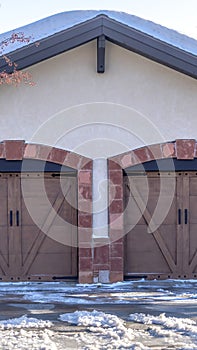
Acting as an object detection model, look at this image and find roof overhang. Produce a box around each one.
[0,14,197,79]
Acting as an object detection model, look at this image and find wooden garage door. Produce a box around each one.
[0,173,77,281]
[124,171,197,279]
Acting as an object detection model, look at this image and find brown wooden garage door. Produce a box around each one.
[0,172,77,281]
[124,171,197,279]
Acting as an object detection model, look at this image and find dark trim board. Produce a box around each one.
[124,158,197,174]
[0,159,77,174]
[97,34,105,73]
[103,17,197,79]
[1,14,197,79]
[0,16,104,73]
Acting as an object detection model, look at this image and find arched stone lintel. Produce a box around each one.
[108,139,196,170]
[1,140,92,170]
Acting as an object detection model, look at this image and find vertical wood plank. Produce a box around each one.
[8,174,16,274]
[0,174,10,275]
[182,172,190,274]
[188,172,197,274]
[8,174,21,276]
[176,173,183,275]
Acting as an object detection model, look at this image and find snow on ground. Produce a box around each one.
[23,292,90,304]
[0,279,197,306]
[130,312,197,335]
[0,280,197,348]
[59,309,197,349]
[23,292,133,304]
[0,316,56,350]
[0,315,52,329]
[20,280,197,306]
[60,310,149,349]
[129,313,197,349]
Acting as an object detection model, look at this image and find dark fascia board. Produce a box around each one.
[0,16,104,73]
[102,17,197,79]
[0,14,197,79]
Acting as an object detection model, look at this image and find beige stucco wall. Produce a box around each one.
[0,40,197,158]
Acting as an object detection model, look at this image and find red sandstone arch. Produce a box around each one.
[0,140,93,284]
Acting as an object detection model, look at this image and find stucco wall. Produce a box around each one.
[0,40,197,158]
[1,38,197,280]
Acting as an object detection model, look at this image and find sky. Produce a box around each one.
[0,0,197,39]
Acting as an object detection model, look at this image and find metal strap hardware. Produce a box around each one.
[185,209,188,225]
[10,211,13,227]
[178,209,181,225]
[16,210,19,226]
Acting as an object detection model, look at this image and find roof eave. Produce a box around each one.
[0,15,104,73]
[0,14,197,80]
[102,17,197,79]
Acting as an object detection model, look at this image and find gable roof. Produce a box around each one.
[0,10,197,79]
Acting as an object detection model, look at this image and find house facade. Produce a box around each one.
[0,11,197,283]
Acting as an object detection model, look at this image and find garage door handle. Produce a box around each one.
[9,210,13,227]
[184,209,188,225]
[178,209,181,225]
[16,210,19,226]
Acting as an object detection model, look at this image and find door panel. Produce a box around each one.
[20,174,77,280]
[159,225,177,261]
[0,173,78,281]
[124,172,178,279]
[124,171,197,279]
[125,224,171,274]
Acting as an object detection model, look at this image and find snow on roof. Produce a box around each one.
[0,10,197,56]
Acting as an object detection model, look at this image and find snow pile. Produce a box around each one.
[129,313,197,335]
[0,316,57,350]
[129,313,197,349]
[60,310,149,349]
[0,315,53,329]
